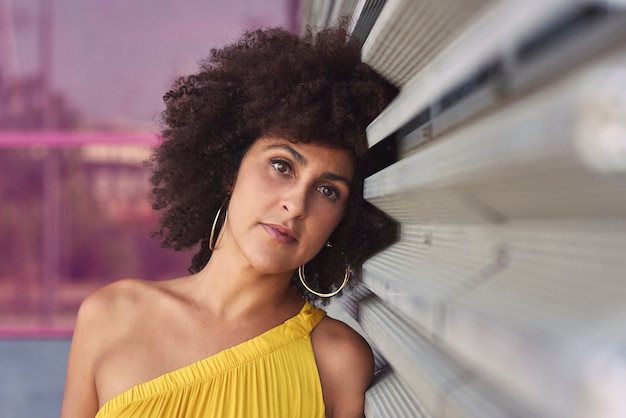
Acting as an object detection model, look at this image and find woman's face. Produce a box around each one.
[222,136,354,276]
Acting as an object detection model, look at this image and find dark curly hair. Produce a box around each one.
[149,23,398,305]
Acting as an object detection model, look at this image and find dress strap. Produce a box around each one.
[297,301,326,332]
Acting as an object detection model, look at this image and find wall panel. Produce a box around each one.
[299,0,626,416]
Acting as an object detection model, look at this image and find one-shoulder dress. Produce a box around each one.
[95,301,326,418]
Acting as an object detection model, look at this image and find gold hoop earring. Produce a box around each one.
[298,242,350,298]
[209,200,228,251]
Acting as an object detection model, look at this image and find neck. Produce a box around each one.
[190,246,300,320]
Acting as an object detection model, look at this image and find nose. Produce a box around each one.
[281,184,308,218]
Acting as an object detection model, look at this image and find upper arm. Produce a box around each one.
[60,292,105,417]
[61,280,139,417]
[312,317,374,418]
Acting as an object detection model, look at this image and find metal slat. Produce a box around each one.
[349,0,388,45]
[361,0,495,87]
[362,221,626,417]
[359,50,626,418]
[358,296,544,417]
[361,222,626,415]
[366,0,588,146]
[365,369,431,418]
[300,2,626,417]
[365,56,626,223]
[358,296,467,417]
[444,297,626,418]
[439,219,626,418]
[444,378,546,418]
[363,223,503,335]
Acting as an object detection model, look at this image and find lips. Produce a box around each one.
[262,224,297,243]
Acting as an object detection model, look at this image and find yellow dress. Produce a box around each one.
[96,301,326,418]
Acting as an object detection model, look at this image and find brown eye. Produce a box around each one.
[317,185,339,200]
[272,159,292,175]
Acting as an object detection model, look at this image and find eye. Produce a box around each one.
[317,185,339,200]
[271,159,292,175]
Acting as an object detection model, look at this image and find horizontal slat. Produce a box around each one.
[363,223,502,335]
[365,56,626,222]
[362,0,496,87]
[303,2,626,418]
[440,220,626,418]
[444,298,626,418]
[444,378,546,418]
[410,10,626,159]
[366,218,626,322]
[359,296,467,417]
[365,368,431,418]
[358,296,546,417]
[363,219,626,417]
[360,48,626,418]
[464,221,626,327]
[367,0,593,146]
[349,0,387,45]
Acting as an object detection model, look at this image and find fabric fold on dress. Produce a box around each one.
[96,301,326,418]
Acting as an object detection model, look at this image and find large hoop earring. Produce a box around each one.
[209,200,228,251]
[298,242,350,298]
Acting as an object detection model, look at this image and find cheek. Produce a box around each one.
[314,202,348,236]
[231,163,271,203]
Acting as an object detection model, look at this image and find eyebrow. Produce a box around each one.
[322,172,352,187]
[265,144,307,165]
[264,143,352,186]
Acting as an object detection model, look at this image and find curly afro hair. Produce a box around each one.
[149,23,398,305]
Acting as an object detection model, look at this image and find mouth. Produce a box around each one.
[262,223,297,243]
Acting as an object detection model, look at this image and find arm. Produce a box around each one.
[60,293,102,418]
[312,317,375,418]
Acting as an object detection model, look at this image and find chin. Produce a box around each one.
[256,260,293,275]
[240,242,308,277]
[248,256,298,277]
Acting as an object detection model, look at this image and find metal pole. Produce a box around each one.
[39,0,54,127]
[39,0,59,327]
[0,0,19,79]
[41,149,61,326]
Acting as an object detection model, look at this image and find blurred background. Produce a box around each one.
[3,0,626,417]
[0,0,294,416]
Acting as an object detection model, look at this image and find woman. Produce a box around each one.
[61,23,397,418]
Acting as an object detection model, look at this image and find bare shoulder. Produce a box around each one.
[81,278,158,314]
[61,278,162,417]
[73,278,183,365]
[61,280,145,418]
[77,279,159,333]
[312,316,373,364]
[70,278,168,370]
[311,316,374,418]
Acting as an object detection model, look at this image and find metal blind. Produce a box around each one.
[299,1,626,416]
